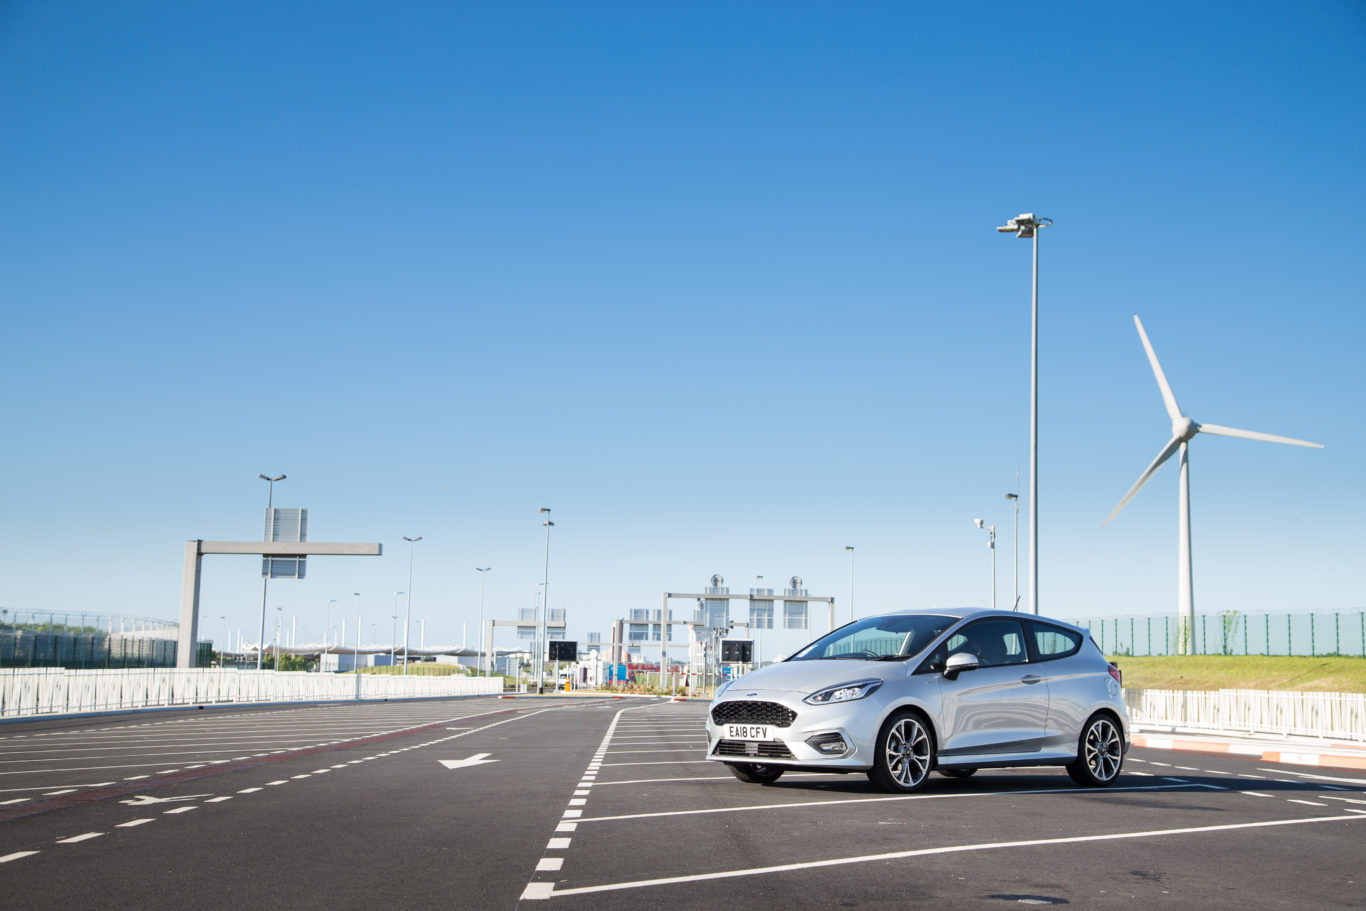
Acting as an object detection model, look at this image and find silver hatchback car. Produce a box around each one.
[705,608,1128,792]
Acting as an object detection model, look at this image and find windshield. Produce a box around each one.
[788,614,957,661]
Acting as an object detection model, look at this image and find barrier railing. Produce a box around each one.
[1125,688,1366,742]
[0,668,502,718]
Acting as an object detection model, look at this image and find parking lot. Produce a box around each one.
[520,699,1364,908]
[1,696,1362,909]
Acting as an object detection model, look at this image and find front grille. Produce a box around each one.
[711,701,797,728]
[713,739,795,759]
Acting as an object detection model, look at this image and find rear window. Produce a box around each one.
[1029,622,1082,659]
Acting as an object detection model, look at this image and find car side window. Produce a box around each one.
[1028,622,1083,660]
[914,620,1027,672]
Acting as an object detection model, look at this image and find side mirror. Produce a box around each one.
[943,651,980,681]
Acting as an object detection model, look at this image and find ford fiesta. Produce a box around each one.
[705,608,1128,792]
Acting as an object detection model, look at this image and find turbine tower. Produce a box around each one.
[1104,315,1322,653]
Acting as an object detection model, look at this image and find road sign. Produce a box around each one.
[548,640,577,661]
[720,639,752,663]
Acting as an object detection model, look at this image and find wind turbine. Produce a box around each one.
[1104,314,1322,653]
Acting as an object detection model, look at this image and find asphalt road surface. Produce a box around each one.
[2,696,1362,909]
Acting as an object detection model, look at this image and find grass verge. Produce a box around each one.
[1109,655,1366,693]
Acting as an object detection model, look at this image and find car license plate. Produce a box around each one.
[725,724,772,741]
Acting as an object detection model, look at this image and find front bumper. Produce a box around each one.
[704,690,880,769]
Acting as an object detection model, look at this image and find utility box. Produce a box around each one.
[720,639,753,663]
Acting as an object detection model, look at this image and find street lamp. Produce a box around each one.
[391,591,404,667]
[1004,492,1020,610]
[973,519,997,611]
[353,592,361,673]
[256,473,285,669]
[844,546,855,623]
[402,536,422,675]
[996,212,1050,615]
[274,605,284,670]
[539,508,553,694]
[475,567,491,677]
[220,615,228,667]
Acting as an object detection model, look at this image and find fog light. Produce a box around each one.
[805,733,848,755]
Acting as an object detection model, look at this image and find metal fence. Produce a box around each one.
[0,667,503,718]
[0,609,200,669]
[1072,610,1366,657]
[1125,688,1366,742]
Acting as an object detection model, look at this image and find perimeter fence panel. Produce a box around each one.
[1074,610,1366,657]
[0,667,502,718]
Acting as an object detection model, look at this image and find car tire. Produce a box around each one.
[725,762,785,784]
[938,767,977,779]
[866,710,934,793]
[1066,713,1124,787]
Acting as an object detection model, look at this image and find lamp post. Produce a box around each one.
[274,605,283,670]
[402,536,422,675]
[996,213,1050,615]
[475,567,491,676]
[256,473,286,669]
[844,546,855,623]
[353,592,361,672]
[1004,492,1020,610]
[539,508,553,694]
[220,615,228,666]
[326,599,336,652]
[973,519,997,611]
[390,591,404,668]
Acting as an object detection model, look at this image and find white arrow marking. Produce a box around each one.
[438,753,499,770]
[119,794,211,807]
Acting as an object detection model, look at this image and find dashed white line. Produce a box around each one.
[547,837,572,850]
[1287,799,1327,807]
[0,851,40,863]
[117,819,155,828]
[537,858,564,871]
[164,806,197,815]
[56,832,104,844]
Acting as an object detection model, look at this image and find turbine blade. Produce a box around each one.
[1133,315,1182,423]
[1105,435,1183,525]
[1197,423,1323,449]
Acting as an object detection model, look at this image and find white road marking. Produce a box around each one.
[556,823,577,833]
[1242,792,1273,798]
[1321,796,1366,805]
[1287,799,1327,807]
[1,797,31,805]
[238,787,263,793]
[572,783,1217,825]
[1174,766,1198,771]
[164,807,197,814]
[537,858,564,871]
[207,796,233,803]
[520,813,1366,900]
[56,832,104,844]
[0,851,39,863]
[1258,769,1366,786]
[117,819,155,828]
[43,789,77,796]
[547,837,571,850]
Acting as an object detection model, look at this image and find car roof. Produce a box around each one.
[865,607,1085,632]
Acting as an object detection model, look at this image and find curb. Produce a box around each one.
[1131,732,1366,772]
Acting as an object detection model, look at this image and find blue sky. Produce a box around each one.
[2,2,1363,655]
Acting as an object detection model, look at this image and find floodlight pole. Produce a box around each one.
[402,536,421,675]
[539,509,553,694]
[997,214,1050,614]
[476,567,491,676]
[256,473,285,670]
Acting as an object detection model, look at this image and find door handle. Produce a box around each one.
[1020,674,1043,684]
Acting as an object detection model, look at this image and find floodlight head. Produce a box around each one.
[1005,493,1018,501]
[403,535,422,542]
[543,520,554,527]
[845,545,854,551]
[974,518,984,528]
[539,507,551,514]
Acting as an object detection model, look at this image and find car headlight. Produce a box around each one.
[803,679,882,705]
